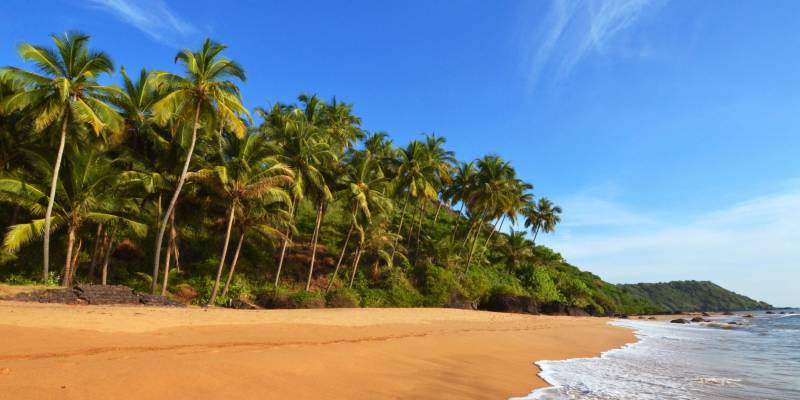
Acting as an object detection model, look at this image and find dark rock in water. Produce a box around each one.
[447,293,477,310]
[619,314,630,319]
[702,312,711,317]
[780,312,786,314]
[648,317,657,320]
[481,294,539,314]
[690,317,705,322]
[743,314,754,318]
[728,321,737,325]
[638,316,645,319]
[765,311,774,314]
[723,311,734,316]
[670,318,690,324]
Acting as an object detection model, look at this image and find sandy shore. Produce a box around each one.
[0,301,634,399]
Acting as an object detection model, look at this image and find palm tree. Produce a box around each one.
[193,131,293,305]
[0,32,122,281]
[0,145,145,286]
[259,100,336,289]
[523,197,562,245]
[496,229,534,268]
[326,152,391,292]
[149,38,248,294]
[391,140,439,259]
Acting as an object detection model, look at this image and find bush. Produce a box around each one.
[421,265,460,307]
[289,290,326,308]
[326,288,361,308]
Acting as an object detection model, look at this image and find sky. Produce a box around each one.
[0,0,798,306]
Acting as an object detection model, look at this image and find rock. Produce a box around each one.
[702,312,711,317]
[670,318,690,324]
[447,293,476,310]
[648,317,657,320]
[255,293,293,309]
[728,321,737,325]
[638,316,645,319]
[766,311,774,314]
[225,299,259,310]
[138,293,184,307]
[172,286,198,303]
[619,314,630,319]
[743,314,754,318]
[780,311,786,314]
[723,311,734,316]
[481,294,539,314]
[690,317,705,322]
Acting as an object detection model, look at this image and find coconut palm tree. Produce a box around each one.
[523,197,562,245]
[192,131,293,305]
[0,145,145,286]
[148,38,248,293]
[391,140,439,259]
[326,151,391,292]
[0,32,122,281]
[496,229,534,268]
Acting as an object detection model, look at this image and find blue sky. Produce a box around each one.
[1,0,798,306]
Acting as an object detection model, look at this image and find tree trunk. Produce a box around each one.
[100,227,113,285]
[151,102,201,294]
[432,200,443,225]
[161,234,173,297]
[61,224,77,287]
[69,239,82,284]
[161,210,177,296]
[531,226,540,246]
[414,201,427,259]
[305,202,325,291]
[274,193,298,288]
[462,223,482,278]
[170,213,181,272]
[480,215,505,259]
[349,247,363,289]
[450,202,465,242]
[43,116,69,282]
[209,203,236,305]
[88,223,104,282]
[221,231,245,298]
[390,192,410,259]
[326,214,355,293]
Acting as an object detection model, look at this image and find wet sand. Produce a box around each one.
[0,301,634,399]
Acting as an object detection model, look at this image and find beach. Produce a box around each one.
[0,301,633,399]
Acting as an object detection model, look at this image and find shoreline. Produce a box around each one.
[0,301,636,399]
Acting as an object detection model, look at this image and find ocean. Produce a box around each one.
[516,310,800,400]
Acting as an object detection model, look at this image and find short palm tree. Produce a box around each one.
[149,38,248,293]
[523,197,563,245]
[0,32,122,280]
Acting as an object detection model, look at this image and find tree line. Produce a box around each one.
[0,32,612,311]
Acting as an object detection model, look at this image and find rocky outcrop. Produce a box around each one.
[10,285,183,307]
[670,318,690,324]
[447,293,477,310]
[480,294,539,314]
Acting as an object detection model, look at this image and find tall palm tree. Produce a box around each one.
[0,32,122,281]
[523,197,562,245]
[149,38,248,293]
[193,131,293,304]
[326,152,391,292]
[391,140,439,259]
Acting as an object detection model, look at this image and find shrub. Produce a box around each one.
[326,288,361,308]
[289,290,326,308]
[421,265,460,307]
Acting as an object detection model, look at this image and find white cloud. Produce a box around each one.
[542,187,800,307]
[523,0,661,85]
[88,0,194,44]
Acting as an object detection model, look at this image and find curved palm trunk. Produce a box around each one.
[326,216,355,293]
[390,192,410,259]
[274,193,298,288]
[61,224,77,287]
[462,223,482,277]
[348,246,363,288]
[531,226,540,246]
[43,116,69,282]
[432,200,443,225]
[305,202,325,291]
[161,210,177,296]
[480,215,505,259]
[451,202,465,242]
[414,201,427,259]
[221,231,245,298]
[69,239,82,284]
[209,203,236,305]
[151,103,201,294]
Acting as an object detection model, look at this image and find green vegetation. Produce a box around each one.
[619,281,772,312]
[0,32,698,315]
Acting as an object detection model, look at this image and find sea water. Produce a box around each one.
[515,310,800,400]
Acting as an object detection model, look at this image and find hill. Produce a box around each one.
[618,280,771,312]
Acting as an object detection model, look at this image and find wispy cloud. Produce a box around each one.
[523,0,661,85]
[87,0,194,44]
[543,185,800,307]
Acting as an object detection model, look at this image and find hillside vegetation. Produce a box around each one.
[619,281,771,312]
